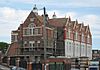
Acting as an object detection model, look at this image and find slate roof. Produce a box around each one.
[7,42,20,56]
[48,18,68,27]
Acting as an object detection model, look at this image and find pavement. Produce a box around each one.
[0,65,10,70]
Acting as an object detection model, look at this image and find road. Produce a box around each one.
[0,65,10,70]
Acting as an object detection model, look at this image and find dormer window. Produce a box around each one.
[74,32,78,40]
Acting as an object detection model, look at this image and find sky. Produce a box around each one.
[0,0,100,49]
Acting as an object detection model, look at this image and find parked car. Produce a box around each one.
[10,66,26,70]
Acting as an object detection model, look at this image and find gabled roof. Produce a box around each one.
[70,21,75,29]
[22,11,43,28]
[7,42,20,56]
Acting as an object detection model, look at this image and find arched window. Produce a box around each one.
[28,23,36,28]
[23,23,41,36]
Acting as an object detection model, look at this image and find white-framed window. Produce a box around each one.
[74,32,78,40]
[28,23,36,27]
[35,28,38,34]
[23,29,28,35]
[67,29,71,38]
[12,35,18,42]
[33,29,35,34]
[69,42,71,51]
[82,33,84,42]
[81,45,84,55]
[29,41,35,47]
[23,28,41,35]
[37,40,40,47]
[29,28,32,35]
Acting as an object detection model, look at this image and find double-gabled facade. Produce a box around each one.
[8,5,92,61]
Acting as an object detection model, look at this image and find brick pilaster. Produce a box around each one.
[27,62,32,70]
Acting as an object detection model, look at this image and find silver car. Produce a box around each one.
[10,66,26,70]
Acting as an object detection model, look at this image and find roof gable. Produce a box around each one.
[7,42,20,56]
[22,11,43,28]
[86,25,92,37]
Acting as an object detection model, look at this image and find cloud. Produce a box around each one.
[0,0,33,3]
[67,0,100,7]
[0,7,75,43]
[79,15,99,25]
[0,6,100,44]
[1,0,100,7]
[77,14,100,39]
[0,7,30,42]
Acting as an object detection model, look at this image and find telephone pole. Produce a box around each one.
[43,7,47,70]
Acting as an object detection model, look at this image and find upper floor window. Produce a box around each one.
[82,33,84,42]
[74,32,78,40]
[67,29,71,38]
[23,29,28,35]
[29,41,35,47]
[11,35,18,42]
[87,35,90,43]
[23,23,41,36]
[29,29,32,35]
[35,28,41,34]
[23,27,41,36]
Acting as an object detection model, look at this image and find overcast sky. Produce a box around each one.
[0,0,100,49]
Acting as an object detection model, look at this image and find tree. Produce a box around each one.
[0,42,9,54]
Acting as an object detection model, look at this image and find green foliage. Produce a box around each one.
[0,42,9,53]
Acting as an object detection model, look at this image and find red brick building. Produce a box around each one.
[6,5,92,63]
